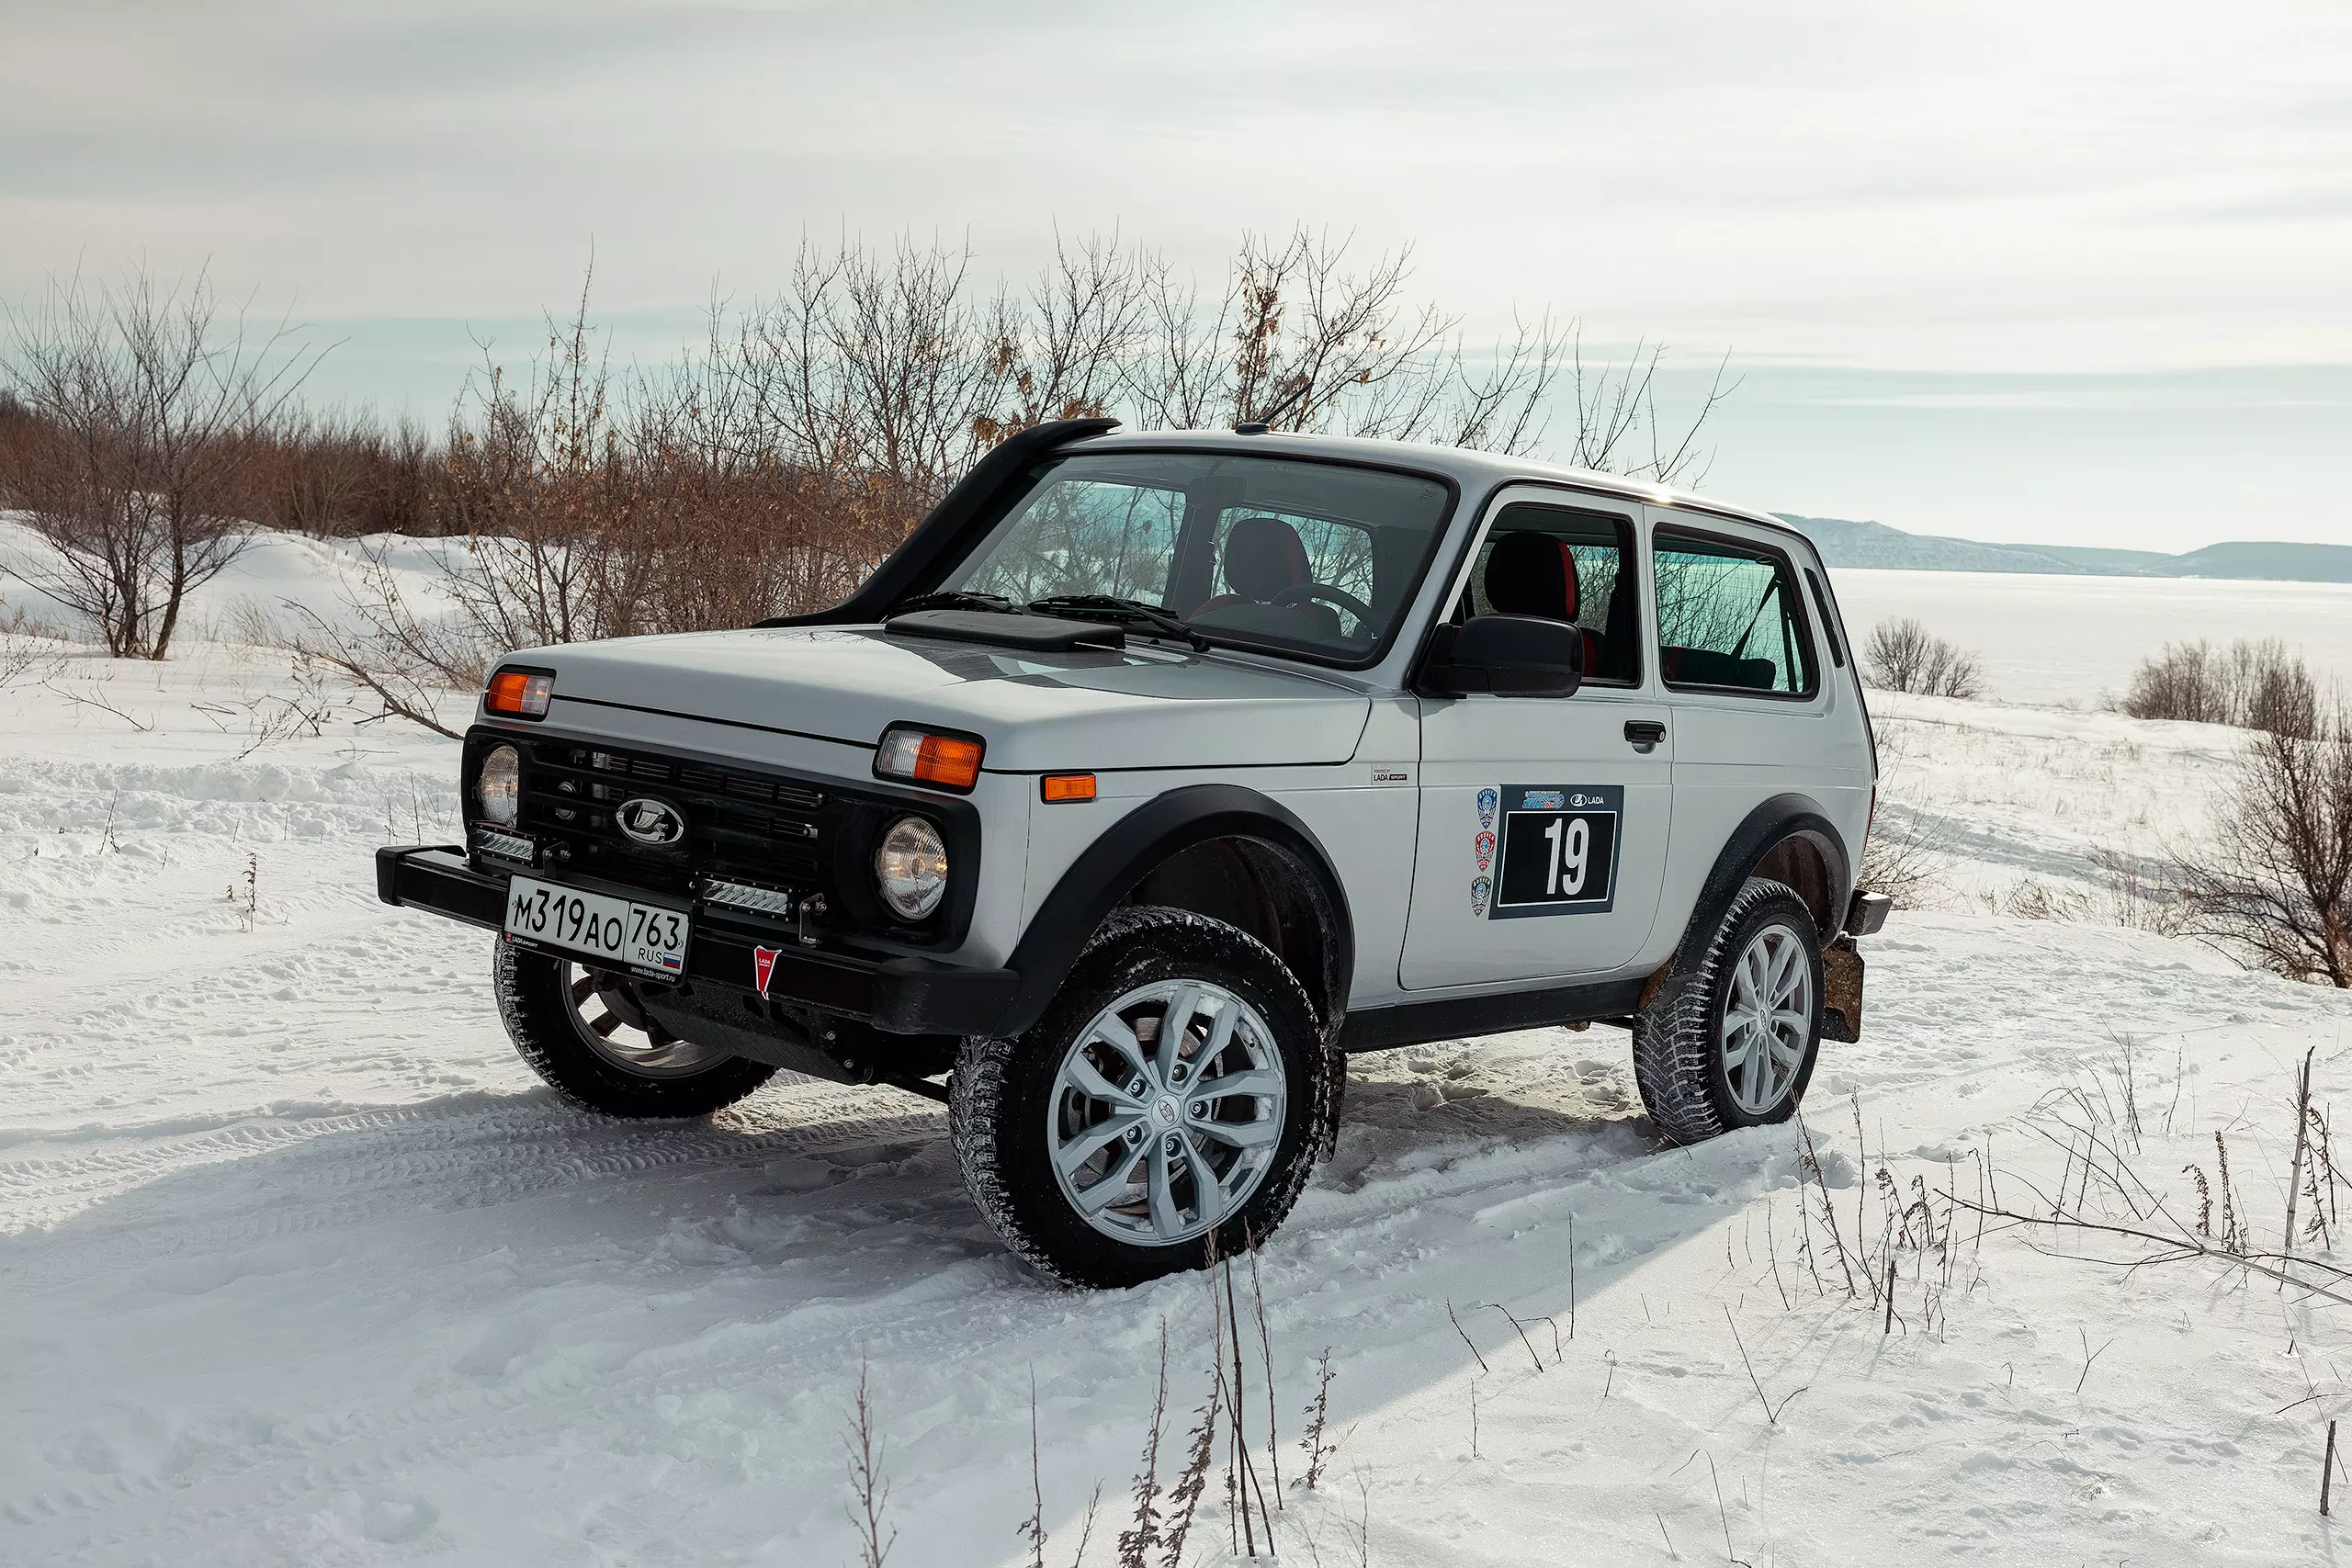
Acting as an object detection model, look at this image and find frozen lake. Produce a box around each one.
[1824,567,2352,706]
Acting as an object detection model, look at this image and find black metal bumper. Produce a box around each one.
[374,845,1021,1037]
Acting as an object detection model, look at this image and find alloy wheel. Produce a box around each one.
[1721,923,1812,1115]
[1045,979,1289,1246]
[564,963,730,1078]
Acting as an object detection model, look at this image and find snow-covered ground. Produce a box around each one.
[6,633,2352,1566]
[1828,566,2352,706]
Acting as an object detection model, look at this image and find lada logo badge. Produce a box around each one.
[616,797,686,847]
[1154,1097,1179,1127]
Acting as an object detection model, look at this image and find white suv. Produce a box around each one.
[379,420,1887,1287]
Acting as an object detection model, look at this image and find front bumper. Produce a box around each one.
[375,845,1020,1037]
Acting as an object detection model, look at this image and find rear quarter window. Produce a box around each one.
[1652,527,1818,698]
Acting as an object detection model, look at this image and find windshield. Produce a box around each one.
[935,452,1454,664]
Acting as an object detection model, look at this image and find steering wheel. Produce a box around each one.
[1270,582,1373,624]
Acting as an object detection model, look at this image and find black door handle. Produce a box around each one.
[1623,720,1666,752]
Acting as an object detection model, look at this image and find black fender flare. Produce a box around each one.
[1646,793,1850,1002]
[999,784,1356,1040]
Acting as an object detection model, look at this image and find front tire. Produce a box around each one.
[1632,878,1824,1144]
[951,907,1332,1289]
[493,941,776,1118]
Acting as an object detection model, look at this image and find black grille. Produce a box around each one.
[515,741,831,901]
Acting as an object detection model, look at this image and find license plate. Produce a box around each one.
[502,875,690,976]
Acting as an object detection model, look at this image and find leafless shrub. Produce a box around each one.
[2120,637,2318,736]
[1298,1350,1339,1491]
[844,1350,895,1568]
[2171,704,2352,987]
[1856,722,1952,908]
[2093,847,2189,936]
[238,408,439,537]
[1858,803,1952,909]
[1861,617,1984,699]
[1981,876,2092,922]
[0,266,321,658]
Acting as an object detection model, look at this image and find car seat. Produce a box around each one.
[1481,531,1601,673]
[1195,516,1342,637]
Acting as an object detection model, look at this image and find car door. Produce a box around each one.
[1399,488,1675,990]
[1644,508,1867,927]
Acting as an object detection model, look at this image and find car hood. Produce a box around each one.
[522,626,1374,772]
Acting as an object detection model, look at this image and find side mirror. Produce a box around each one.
[1419,614,1584,698]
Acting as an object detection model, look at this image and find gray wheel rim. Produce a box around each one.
[1722,923,1812,1115]
[1046,979,1289,1247]
[564,963,731,1078]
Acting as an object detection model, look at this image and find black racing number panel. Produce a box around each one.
[1490,784,1623,919]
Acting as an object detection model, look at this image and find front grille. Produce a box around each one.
[514,740,833,904]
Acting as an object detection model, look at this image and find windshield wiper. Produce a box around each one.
[891,590,1016,615]
[1025,594,1212,652]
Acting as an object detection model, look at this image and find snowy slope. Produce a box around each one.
[6,646,2352,1566]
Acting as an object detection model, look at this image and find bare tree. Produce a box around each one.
[0,267,320,658]
[1862,617,1984,699]
[2174,705,2352,987]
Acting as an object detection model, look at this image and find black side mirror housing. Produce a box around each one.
[1418,614,1584,699]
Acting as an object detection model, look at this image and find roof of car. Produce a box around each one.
[1067,426,1808,547]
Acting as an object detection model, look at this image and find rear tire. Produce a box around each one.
[493,940,775,1118]
[1632,878,1824,1144]
[951,907,1331,1289]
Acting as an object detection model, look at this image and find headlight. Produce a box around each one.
[477,744,521,825]
[875,815,947,919]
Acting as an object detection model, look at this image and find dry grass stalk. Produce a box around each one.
[1484,1302,1545,1374]
[1115,1324,1170,1568]
[1244,1233,1282,1499]
[1159,1361,1222,1568]
[1724,1305,1805,1424]
[1445,1299,1489,1374]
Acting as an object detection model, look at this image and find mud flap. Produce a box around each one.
[1821,936,1864,1043]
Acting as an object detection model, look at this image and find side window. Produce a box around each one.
[1454,503,1640,685]
[1652,529,1817,696]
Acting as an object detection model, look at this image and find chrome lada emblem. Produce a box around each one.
[616,797,686,847]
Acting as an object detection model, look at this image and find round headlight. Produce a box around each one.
[477,744,521,825]
[875,815,947,920]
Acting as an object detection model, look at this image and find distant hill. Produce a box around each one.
[1776,515,2352,584]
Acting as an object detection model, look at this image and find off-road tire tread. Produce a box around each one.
[1632,878,1822,1145]
[951,906,1330,1289]
[493,940,775,1118]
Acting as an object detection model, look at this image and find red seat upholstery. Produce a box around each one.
[1196,516,1340,637]
[1482,532,1600,672]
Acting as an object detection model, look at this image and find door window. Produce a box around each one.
[1652,529,1816,696]
[1452,503,1639,685]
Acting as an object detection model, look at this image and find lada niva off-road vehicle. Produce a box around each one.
[379,419,1889,1287]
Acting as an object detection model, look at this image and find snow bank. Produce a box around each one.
[0,514,470,645]
[5,581,2352,1564]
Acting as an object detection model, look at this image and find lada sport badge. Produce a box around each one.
[616,797,687,847]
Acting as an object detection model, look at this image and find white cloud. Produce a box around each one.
[3,0,2349,547]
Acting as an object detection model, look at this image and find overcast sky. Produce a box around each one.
[5,0,2348,551]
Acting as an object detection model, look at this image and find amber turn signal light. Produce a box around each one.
[484,668,554,718]
[1040,773,1096,803]
[874,726,984,792]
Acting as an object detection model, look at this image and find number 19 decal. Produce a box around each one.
[1490,784,1621,919]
